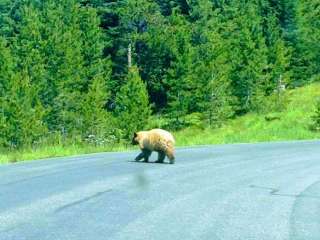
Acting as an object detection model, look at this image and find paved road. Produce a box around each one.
[0,141,320,240]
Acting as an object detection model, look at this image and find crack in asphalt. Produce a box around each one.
[54,189,113,213]
[250,185,320,199]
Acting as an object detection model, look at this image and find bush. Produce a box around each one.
[160,112,205,131]
[311,100,320,131]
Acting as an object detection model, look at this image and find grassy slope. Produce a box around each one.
[175,83,320,145]
[1,83,320,164]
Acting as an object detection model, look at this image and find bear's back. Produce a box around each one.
[148,129,175,144]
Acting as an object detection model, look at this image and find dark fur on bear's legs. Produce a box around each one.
[166,149,175,164]
[143,150,152,162]
[135,149,151,162]
[155,151,166,163]
[168,157,175,164]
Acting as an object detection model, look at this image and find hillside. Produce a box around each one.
[1,83,320,164]
[176,83,320,145]
[1,0,320,152]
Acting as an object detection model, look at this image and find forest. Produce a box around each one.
[0,0,319,150]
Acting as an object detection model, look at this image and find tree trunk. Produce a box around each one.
[128,43,132,69]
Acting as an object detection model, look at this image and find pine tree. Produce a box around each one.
[214,2,271,113]
[164,11,194,127]
[115,66,151,139]
[8,0,85,135]
[296,0,320,81]
[0,37,15,147]
[40,0,111,137]
[189,1,235,126]
[264,39,291,113]
[79,4,114,139]
[3,72,47,148]
[44,0,86,135]
[199,40,235,126]
[12,3,47,103]
[0,42,47,148]
[113,0,166,107]
[81,60,113,139]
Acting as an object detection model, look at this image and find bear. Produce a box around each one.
[132,129,175,164]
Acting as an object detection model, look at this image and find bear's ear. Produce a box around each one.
[132,132,139,145]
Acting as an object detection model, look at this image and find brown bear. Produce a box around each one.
[132,129,175,164]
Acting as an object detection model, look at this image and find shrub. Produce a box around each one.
[311,100,320,131]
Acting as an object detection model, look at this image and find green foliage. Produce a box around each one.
[175,83,320,146]
[0,0,112,148]
[2,83,47,148]
[2,83,320,164]
[164,12,194,127]
[0,36,47,148]
[191,10,236,126]
[81,64,113,138]
[295,0,320,82]
[311,100,320,131]
[262,91,289,114]
[115,66,151,138]
[0,0,318,152]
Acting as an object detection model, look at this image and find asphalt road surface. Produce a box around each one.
[1,141,320,240]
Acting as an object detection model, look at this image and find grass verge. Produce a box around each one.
[1,83,320,164]
[0,143,134,164]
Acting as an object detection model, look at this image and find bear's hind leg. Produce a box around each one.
[155,151,165,163]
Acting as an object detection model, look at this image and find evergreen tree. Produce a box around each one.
[164,11,194,127]
[0,36,47,147]
[216,2,271,113]
[81,59,113,138]
[111,0,167,107]
[0,37,15,147]
[79,4,113,138]
[2,72,47,148]
[19,0,111,137]
[44,0,86,135]
[12,3,46,104]
[264,39,291,113]
[115,66,151,139]
[196,30,235,126]
[188,0,235,126]
[296,0,320,81]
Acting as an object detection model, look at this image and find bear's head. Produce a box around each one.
[132,132,139,145]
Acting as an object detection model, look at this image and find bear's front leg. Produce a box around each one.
[143,150,151,162]
[135,149,151,162]
[135,152,145,161]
